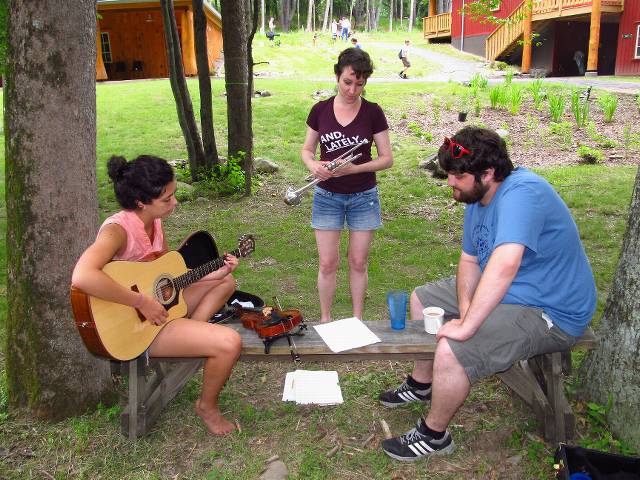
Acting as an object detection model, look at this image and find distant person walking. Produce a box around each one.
[331,19,338,42]
[399,39,411,79]
[268,17,275,33]
[341,17,351,41]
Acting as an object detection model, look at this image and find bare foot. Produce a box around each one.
[195,399,236,436]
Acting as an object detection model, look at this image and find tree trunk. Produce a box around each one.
[5,0,114,418]
[221,0,252,191]
[579,167,640,450]
[193,0,220,166]
[389,0,393,32]
[400,0,404,27]
[279,0,295,31]
[408,0,415,32]
[260,0,265,33]
[322,0,331,31]
[245,0,259,195]
[306,0,313,31]
[160,0,206,180]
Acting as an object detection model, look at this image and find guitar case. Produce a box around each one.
[177,231,265,324]
[177,230,219,268]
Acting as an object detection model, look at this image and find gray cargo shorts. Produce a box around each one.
[414,277,579,384]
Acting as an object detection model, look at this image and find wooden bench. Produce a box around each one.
[116,320,596,443]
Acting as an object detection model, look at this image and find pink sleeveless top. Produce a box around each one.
[99,210,165,261]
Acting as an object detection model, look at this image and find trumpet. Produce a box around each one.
[283,139,369,206]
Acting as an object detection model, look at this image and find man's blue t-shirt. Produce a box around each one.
[462,167,596,337]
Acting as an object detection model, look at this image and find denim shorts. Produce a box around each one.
[311,186,382,231]
[415,277,579,384]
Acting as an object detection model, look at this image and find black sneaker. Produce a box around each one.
[378,376,431,408]
[381,422,455,462]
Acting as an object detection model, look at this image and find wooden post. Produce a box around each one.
[429,0,436,17]
[181,8,197,76]
[586,0,602,75]
[96,27,108,81]
[521,0,533,74]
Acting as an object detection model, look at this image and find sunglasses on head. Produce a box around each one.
[443,137,472,158]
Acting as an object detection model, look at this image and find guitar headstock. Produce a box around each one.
[237,234,256,258]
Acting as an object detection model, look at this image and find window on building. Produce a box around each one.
[636,24,640,59]
[100,32,112,64]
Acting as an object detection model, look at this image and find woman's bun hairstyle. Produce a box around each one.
[107,155,128,182]
[107,155,174,210]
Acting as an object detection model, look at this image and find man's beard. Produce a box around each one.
[453,179,489,204]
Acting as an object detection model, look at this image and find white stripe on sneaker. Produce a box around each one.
[398,391,418,402]
[408,444,424,456]
[418,440,435,452]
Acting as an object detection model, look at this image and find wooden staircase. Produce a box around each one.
[485,0,625,61]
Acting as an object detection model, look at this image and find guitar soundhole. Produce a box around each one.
[155,277,176,305]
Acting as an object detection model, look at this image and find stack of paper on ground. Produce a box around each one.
[282,370,343,405]
[312,317,381,352]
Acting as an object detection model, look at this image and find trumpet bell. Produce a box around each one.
[284,187,302,206]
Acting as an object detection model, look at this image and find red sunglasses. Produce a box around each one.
[443,137,472,158]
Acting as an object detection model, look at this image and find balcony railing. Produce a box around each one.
[423,13,451,39]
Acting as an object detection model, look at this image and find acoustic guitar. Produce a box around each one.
[70,233,255,361]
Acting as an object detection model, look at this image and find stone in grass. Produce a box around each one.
[259,458,288,480]
[254,157,279,174]
[419,152,447,179]
[495,128,509,138]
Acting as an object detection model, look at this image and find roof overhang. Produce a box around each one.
[97,0,221,24]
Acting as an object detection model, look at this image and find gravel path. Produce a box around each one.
[370,41,640,94]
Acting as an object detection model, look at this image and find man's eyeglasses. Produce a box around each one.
[443,137,472,158]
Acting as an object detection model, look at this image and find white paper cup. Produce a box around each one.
[423,306,445,334]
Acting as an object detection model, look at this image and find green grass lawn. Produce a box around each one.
[1,45,639,478]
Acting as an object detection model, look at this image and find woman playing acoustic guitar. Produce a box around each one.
[72,155,241,435]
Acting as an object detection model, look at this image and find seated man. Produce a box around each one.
[379,126,596,461]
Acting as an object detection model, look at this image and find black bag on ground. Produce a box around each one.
[209,290,265,324]
[555,443,640,480]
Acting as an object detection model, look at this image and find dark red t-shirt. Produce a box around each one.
[306,96,389,194]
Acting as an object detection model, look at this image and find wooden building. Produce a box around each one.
[96,0,223,81]
[423,0,638,77]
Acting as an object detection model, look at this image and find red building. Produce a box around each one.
[423,0,639,77]
[96,0,223,81]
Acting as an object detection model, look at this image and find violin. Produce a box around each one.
[240,307,304,338]
[237,303,307,360]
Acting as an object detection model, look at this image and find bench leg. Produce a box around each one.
[120,357,203,439]
[498,351,575,444]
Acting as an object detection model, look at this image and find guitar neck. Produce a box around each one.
[175,248,241,290]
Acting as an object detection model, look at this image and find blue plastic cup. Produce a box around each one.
[387,290,408,330]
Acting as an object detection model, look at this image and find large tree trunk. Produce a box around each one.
[306,0,313,31]
[5,0,114,418]
[260,0,265,33]
[160,0,206,180]
[221,0,252,191]
[322,0,331,31]
[408,0,415,32]
[389,0,393,31]
[192,0,220,165]
[245,0,259,195]
[579,167,640,450]
[279,0,295,32]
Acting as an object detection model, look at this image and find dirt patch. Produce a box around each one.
[390,92,640,169]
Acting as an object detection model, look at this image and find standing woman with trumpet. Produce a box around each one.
[300,48,393,323]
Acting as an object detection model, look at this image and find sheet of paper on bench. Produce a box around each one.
[312,317,381,353]
[282,370,343,405]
